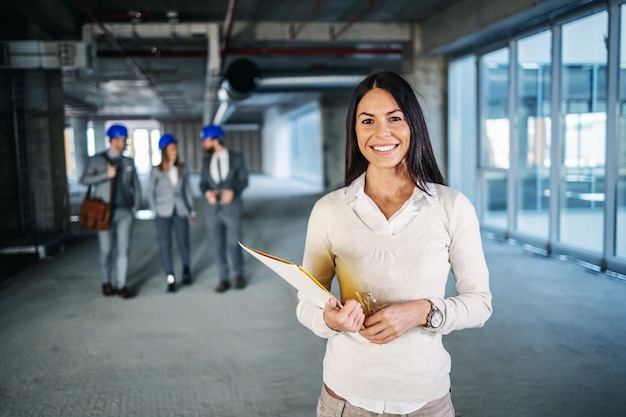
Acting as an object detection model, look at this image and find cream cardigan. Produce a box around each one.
[296,183,492,403]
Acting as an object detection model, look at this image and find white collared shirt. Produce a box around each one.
[346,172,438,236]
[167,162,178,186]
[210,149,229,183]
[340,172,436,414]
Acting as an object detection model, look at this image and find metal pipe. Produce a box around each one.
[290,0,325,40]
[331,0,381,41]
[74,0,175,113]
[221,0,239,59]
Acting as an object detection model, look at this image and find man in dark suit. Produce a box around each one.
[199,125,249,292]
[80,124,141,299]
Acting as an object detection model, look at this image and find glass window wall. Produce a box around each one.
[516,31,552,239]
[449,4,626,274]
[291,105,323,187]
[618,4,626,258]
[448,56,477,202]
[559,12,608,252]
[480,48,510,228]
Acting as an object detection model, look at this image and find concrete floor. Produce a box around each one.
[1,175,625,417]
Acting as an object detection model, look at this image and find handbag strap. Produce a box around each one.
[101,152,116,203]
[83,152,116,202]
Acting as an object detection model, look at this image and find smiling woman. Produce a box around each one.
[355,88,411,177]
[295,71,492,417]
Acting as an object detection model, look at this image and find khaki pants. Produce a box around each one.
[317,385,455,417]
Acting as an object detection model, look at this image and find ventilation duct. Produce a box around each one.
[213,58,261,124]
[223,58,261,101]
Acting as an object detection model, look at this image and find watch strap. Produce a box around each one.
[424,299,434,328]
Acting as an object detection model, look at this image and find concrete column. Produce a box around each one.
[93,120,107,153]
[71,116,89,179]
[0,71,24,234]
[403,24,449,179]
[320,92,351,191]
[25,70,67,233]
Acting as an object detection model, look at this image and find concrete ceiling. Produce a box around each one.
[4,0,592,124]
[4,0,468,124]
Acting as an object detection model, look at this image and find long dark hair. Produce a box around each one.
[158,144,182,172]
[344,71,445,191]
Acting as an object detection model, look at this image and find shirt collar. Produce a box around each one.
[343,172,439,206]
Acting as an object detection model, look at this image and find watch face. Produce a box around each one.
[430,309,443,328]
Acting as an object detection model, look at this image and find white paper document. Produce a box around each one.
[239,242,340,309]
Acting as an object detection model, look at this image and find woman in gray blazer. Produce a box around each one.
[148,134,196,292]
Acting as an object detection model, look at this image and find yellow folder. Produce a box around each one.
[239,242,341,309]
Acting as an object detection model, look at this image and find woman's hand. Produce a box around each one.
[359,299,430,344]
[323,298,365,332]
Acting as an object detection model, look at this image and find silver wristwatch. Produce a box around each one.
[424,300,443,329]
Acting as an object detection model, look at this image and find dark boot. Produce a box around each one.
[182,266,192,285]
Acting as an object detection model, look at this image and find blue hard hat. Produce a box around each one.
[158,133,178,149]
[200,124,224,141]
[106,124,128,138]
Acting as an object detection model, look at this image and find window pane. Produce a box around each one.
[133,128,152,176]
[481,171,508,228]
[291,105,323,187]
[617,4,626,259]
[559,12,608,252]
[480,48,510,169]
[516,31,551,239]
[151,129,161,166]
[448,55,477,201]
[480,47,509,229]
[87,125,95,156]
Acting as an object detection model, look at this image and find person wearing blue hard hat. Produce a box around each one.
[158,133,177,150]
[147,133,196,293]
[80,123,141,299]
[199,124,249,292]
[200,124,224,141]
[107,124,128,139]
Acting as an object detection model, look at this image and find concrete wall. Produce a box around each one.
[421,0,581,54]
[321,92,351,191]
[69,116,88,181]
[261,94,329,189]
[160,119,205,171]
[0,71,23,236]
[27,70,67,233]
[404,24,449,180]
[262,106,293,179]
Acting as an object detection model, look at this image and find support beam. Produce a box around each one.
[84,21,412,43]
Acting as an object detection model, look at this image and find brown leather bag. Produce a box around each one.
[79,185,111,230]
